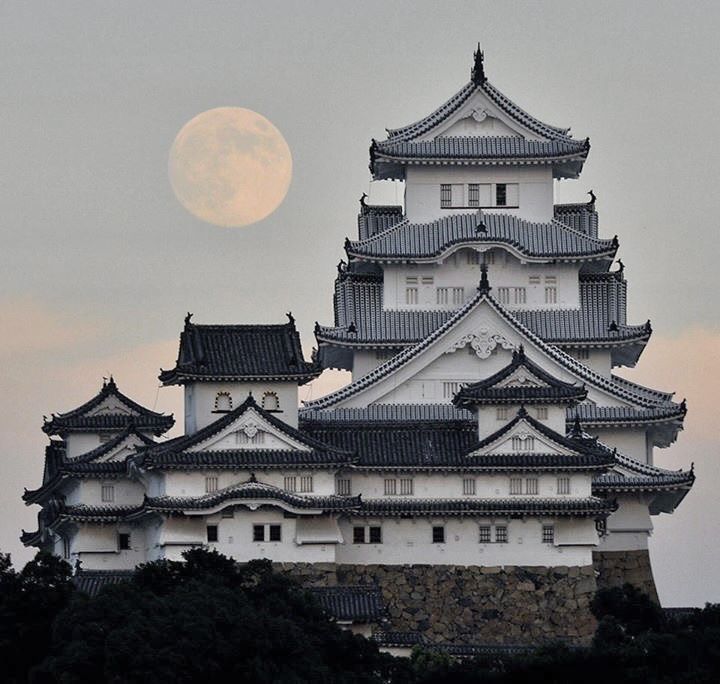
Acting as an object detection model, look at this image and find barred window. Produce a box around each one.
[101,484,115,503]
[269,524,281,542]
[495,525,508,543]
[205,476,218,493]
[284,476,297,492]
[462,478,476,496]
[544,275,557,284]
[513,287,527,305]
[526,477,539,495]
[406,276,418,285]
[443,381,461,399]
[496,183,507,206]
[497,287,510,304]
[468,183,480,207]
[536,407,548,420]
[545,286,557,304]
[336,478,351,495]
[557,476,571,495]
[384,478,397,496]
[509,477,523,495]
[529,275,541,285]
[496,407,509,420]
[440,184,452,208]
[369,526,382,544]
[512,436,535,451]
[432,526,445,543]
[400,478,414,496]
[542,525,555,544]
[421,276,434,285]
[299,475,313,493]
[118,533,131,550]
[405,288,418,305]
[207,525,218,543]
[452,287,464,305]
[478,525,491,543]
[436,287,450,305]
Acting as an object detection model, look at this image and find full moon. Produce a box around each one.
[168,107,292,227]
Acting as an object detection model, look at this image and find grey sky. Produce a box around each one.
[1,0,719,605]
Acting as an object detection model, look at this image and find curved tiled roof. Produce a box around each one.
[140,449,356,470]
[42,377,174,436]
[74,570,134,597]
[574,403,686,427]
[309,586,385,622]
[346,211,616,263]
[160,314,321,385]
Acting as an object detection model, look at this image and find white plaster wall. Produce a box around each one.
[476,404,566,436]
[382,259,580,312]
[185,381,299,433]
[65,433,103,458]
[72,523,147,570]
[405,166,554,223]
[592,428,649,463]
[599,495,653,551]
[75,479,145,506]
[336,517,594,566]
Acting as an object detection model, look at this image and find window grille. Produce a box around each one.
[462,478,476,495]
[512,436,535,451]
[440,184,452,208]
[432,526,445,543]
[542,525,555,544]
[442,381,460,399]
[495,526,508,543]
[284,476,297,492]
[468,183,480,207]
[509,477,523,495]
[118,533,131,550]
[214,392,232,412]
[262,392,280,411]
[405,288,418,305]
[269,525,281,542]
[513,287,527,305]
[536,407,548,420]
[299,475,313,493]
[101,484,115,503]
[496,183,507,206]
[557,477,571,495]
[205,476,218,493]
[497,287,510,304]
[496,407,509,420]
[400,478,414,495]
[478,525,491,543]
[545,286,557,304]
[384,478,397,495]
[452,287,464,305]
[253,525,265,542]
[369,526,382,543]
[544,275,557,284]
[405,276,418,285]
[436,287,450,305]
[421,276,434,285]
[529,275,541,285]
[207,525,218,543]
[336,478,351,495]
[526,478,539,495]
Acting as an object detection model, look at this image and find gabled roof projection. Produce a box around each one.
[309,586,386,623]
[453,347,587,406]
[42,377,174,436]
[135,394,354,471]
[346,210,617,263]
[371,48,589,180]
[159,313,321,385]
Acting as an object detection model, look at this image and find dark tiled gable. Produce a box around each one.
[42,377,174,436]
[346,211,617,262]
[159,314,321,385]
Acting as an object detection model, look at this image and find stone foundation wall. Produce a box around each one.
[592,550,659,603]
[276,562,598,645]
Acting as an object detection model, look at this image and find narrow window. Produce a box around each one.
[269,525,281,542]
[118,533,131,551]
[513,287,527,305]
[462,478,476,496]
[369,526,382,544]
[299,475,313,493]
[205,476,218,493]
[452,287,464,305]
[440,184,452,208]
[529,275,541,285]
[262,392,280,411]
[353,526,366,544]
[432,526,445,544]
[253,525,265,542]
[557,477,571,495]
[542,525,555,544]
[436,287,449,305]
[336,478,351,495]
[526,478,539,495]
[495,183,507,207]
[497,287,510,305]
[478,525,491,543]
[101,484,115,503]
[495,526,508,543]
[509,477,523,495]
[468,183,480,207]
[384,479,397,496]
[214,392,232,412]
[221,507,234,518]
[442,381,460,399]
[207,525,218,543]
[544,287,557,304]
[496,407,509,420]
[512,436,535,451]
[284,476,297,492]
[536,407,548,420]
[400,478,414,496]
[405,288,418,305]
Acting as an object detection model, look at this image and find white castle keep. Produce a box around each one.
[23,49,694,647]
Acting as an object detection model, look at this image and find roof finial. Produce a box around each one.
[184,312,193,327]
[471,43,486,86]
[588,189,597,206]
[477,261,491,295]
[347,322,357,334]
[515,344,525,361]
[286,311,296,327]
[571,413,583,438]
[337,259,347,275]
[360,192,368,208]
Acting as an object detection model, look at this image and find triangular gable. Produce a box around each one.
[494,367,548,388]
[303,288,670,412]
[86,395,137,417]
[71,427,156,464]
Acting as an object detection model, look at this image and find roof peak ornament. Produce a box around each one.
[570,413,583,438]
[477,261,491,295]
[286,311,295,328]
[184,312,193,328]
[471,43,486,86]
[588,189,597,207]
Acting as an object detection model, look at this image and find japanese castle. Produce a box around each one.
[23,49,694,647]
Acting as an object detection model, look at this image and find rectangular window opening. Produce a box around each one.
[336,478,351,496]
[253,525,265,542]
[284,476,297,492]
[479,525,491,543]
[432,526,445,544]
[269,524,281,542]
[463,478,476,496]
[495,526,508,544]
[400,478,414,496]
[299,475,313,493]
[353,526,366,544]
[101,484,115,503]
[369,526,382,544]
[542,525,555,544]
[526,478,539,495]
[509,477,523,495]
[205,476,219,494]
[118,533,131,551]
[384,479,397,496]
[496,184,507,207]
[207,525,218,543]
[557,477,571,495]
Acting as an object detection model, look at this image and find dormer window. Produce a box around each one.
[262,391,280,412]
[213,392,232,413]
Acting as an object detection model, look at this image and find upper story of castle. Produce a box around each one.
[370,47,589,225]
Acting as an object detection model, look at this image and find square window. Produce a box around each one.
[353,526,366,544]
[300,475,313,493]
[545,286,557,304]
[253,525,265,542]
[536,407,548,420]
[497,287,510,305]
[384,479,397,496]
[462,478,476,496]
[336,478,351,495]
[118,533,131,551]
[205,476,218,493]
[101,484,115,503]
[542,525,555,544]
[496,407,509,421]
[432,526,445,544]
[369,526,382,544]
[478,525,491,543]
[557,477,571,495]
[207,525,218,543]
[468,183,480,207]
[526,478,539,495]
[269,525,281,542]
[495,526,508,544]
[509,477,523,495]
[284,476,297,492]
[400,478,414,496]
[405,287,419,305]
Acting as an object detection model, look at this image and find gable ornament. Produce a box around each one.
[446,327,515,359]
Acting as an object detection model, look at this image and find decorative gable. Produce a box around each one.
[472,419,569,457]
